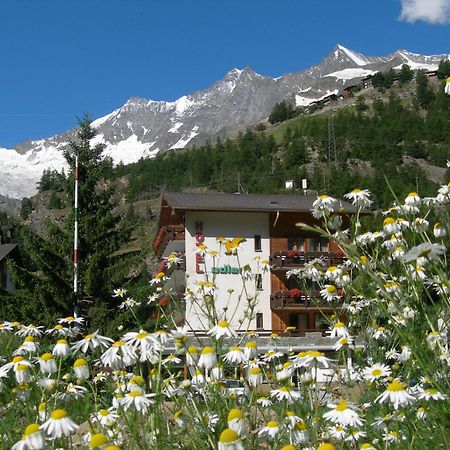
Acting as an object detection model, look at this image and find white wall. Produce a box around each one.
[184,211,271,331]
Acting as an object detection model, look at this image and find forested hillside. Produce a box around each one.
[117,71,449,209]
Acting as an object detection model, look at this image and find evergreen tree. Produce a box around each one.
[371,72,385,89]
[269,101,292,124]
[6,117,136,330]
[416,70,435,108]
[19,198,33,220]
[437,59,450,79]
[398,64,414,84]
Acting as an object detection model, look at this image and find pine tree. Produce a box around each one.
[398,64,414,84]
[6,117,136,330]
[63,116,134,327]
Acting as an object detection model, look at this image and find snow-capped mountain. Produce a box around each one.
[1,44,449,199]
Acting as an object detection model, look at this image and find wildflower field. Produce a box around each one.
[1,184,450,450]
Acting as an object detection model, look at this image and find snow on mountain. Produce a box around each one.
[295,89,339,107]
[335,44,370,66]
[325,68,377,80]
[1,44,449,200]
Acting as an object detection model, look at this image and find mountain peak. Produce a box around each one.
[225,66,259,79]
[331,44,369,66]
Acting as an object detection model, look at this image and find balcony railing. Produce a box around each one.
[270,290,343,309]
[154,225,185,258]
[270,251,345,269]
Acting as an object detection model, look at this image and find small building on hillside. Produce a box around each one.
[0,244,19,293]
[154,192,360,334]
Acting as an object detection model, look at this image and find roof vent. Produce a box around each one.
[269,201,279,206]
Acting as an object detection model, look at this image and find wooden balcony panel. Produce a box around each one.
[270,251,345,269]
[270,290,344,310]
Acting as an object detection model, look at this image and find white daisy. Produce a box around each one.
[40,409,78,439]
[207,320,237,339]
[375,379,415,409]
[323,400,362,426]
[344,188,372,208]
[270,386,301,403]
[116,391,156,413]
[218,428,244,450]
[362,363,391,382]
[258,420,280,439]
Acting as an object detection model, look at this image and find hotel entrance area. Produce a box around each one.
[271,309,335,335]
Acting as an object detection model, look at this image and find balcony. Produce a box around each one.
[270,251,345,270]
[154,225,185,258]
[270,290,343,310]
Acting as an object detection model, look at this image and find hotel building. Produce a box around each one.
[154,192,358,334]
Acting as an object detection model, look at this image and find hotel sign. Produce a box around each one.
[195,221,204,274]
[212,264,240,274]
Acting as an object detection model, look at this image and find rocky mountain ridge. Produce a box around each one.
[1,44,448,200]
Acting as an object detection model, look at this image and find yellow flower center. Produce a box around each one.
[371,369,382,377]
[228,408,244,421]
[201,347,214,354]
[317,444,336,450]
[230,346,242,352]
[295,420,307,431]
[246,341,256,348]
[219,428,239,443]
[56,339,67,345]
[40,353,53,361]
[50,409,68,420]
[12,356,24,363]
[335,321,345,328]
[387,379,405,392]
[136,332,149,339]
[307,350,324,358]
[24,336,34,342]
[74,358,87,368]
[23,423,40,436]
[38,402,47,412]
[335,400,348,411]
[128,391,142,397]
[90,433,109,448]
[326,285,336,293]
[131,375,144,385]
[384,217,395,225]
[250,367,261,375]
[361,444,374,449]
[281,446,296,450]
[218,320,229,328]
[112,341,125,347]
[99,409,110,416]
[267,421,279,428]
[66,316,75,322]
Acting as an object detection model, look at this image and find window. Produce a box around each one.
[288,314,308,330]
[254,235,262,252]
[314,313,333,330]
[256,313,263,329]
[287,238,305,252]
[255,274,263,291]
[309,238,328,252]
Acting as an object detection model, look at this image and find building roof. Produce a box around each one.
[162,192,361,214]
[0,243,18,262]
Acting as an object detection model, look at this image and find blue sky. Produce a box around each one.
[0,0,449,148]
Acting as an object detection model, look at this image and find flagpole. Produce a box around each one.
[73,154,79,317]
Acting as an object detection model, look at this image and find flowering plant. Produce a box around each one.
[1,185,450,449]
